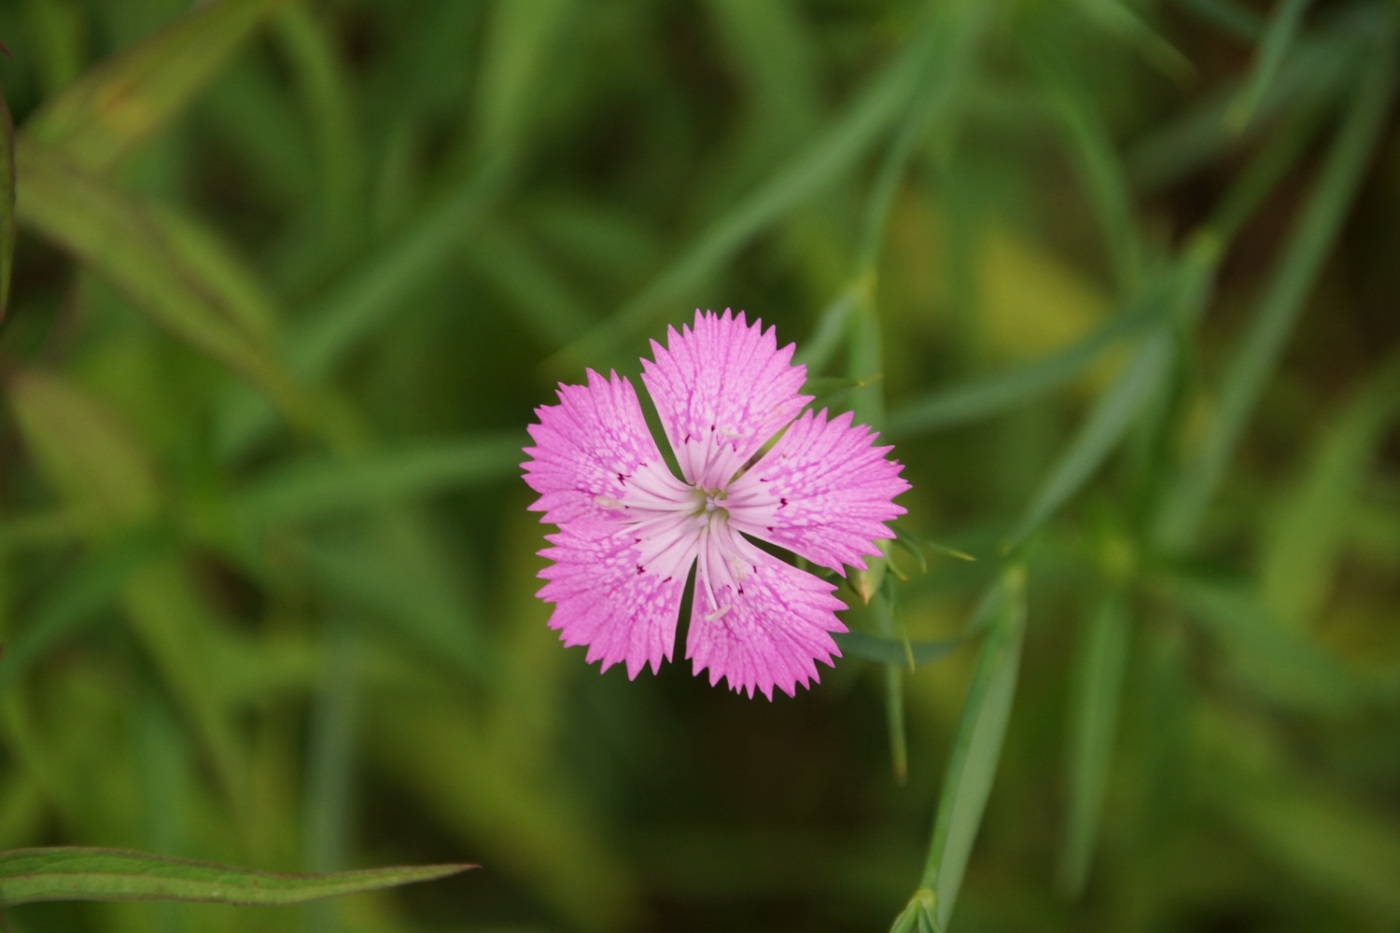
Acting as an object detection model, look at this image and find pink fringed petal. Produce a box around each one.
[641,310,811,489]
[726,408,910,573]
[537,521,692,678]
[522,369,666,526]
[685,527,846,700]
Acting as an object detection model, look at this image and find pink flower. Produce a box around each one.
[522,310,910,699]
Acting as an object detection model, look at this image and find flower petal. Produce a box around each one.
[685,524,846,700]
[641,309,811,489]
[522,369,667,526]
[537,521,693,678]
[725,408,909,573]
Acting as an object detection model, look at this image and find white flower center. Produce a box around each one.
[696,487,728,518]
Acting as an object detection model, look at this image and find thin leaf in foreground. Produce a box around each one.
[0,847,474,907]
[907,566,1026,931]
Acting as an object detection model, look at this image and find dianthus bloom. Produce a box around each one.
[522,310,909,699]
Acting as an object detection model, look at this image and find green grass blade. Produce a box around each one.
[235,435,523,528]
[14,146,307,422]
[835,632,966,668]
[215,154,514,458]
[1229,0,1312,129]
[7,369,161,532]
[21,0,290,173]
[0,847,473,907]
[7,371,247,803]
[1071,0,1193,81]
[301,614,362,933]
[0,87,13,321]
[1127,26,1347,193]
[1156,23,1396,548]
[1210,769,1400,919]
[1026,39,1142,294]
[1003,328,1173,549]
[917,567,1026,930]
[271,5,363,264]
[1058,587,1130,896]
[0,536,161,696]
[871,589,910,783]
[1170,574,1364,713]
[886,295,1158,438]
[474,0,575,157]
[549,4,969,370]
[1260,350,1400,629]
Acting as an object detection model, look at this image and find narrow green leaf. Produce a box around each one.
[0,847,473,907]
[0,535,161,696]
[272,5,363,263]
[1026,38,1142,294]
[236,436,523,528]
[1003,328,1173,549]
[8,369,161,534]
[1260,351,1400,629]
[918,567,1026,930]
[886,295,1158,438]
[22,0,290,174]
[1229,0,1313,129]
[300,521,498,688]
[1058,588,1131,896]
[474,0,575,156]
[1156,24,1396,548]
[835,632,966,669]
[215,153,515,458]
[14,146,307,422]
[855,3,987,273]
[1071,0,1193,81]
[301,614,363,933]
[549,3,977,370]
[1214,772,1400,918]
[1127,24,1347,193]
[467,218,598,345]
[871,590,910,783]
[1171,575,1364,713]
[0,88,14,321]
[8,371,248,803]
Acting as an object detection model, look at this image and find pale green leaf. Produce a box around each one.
[15,145,307,420]
[22,0,291,173]
[919,568,1026,930]
[0,847,473,907]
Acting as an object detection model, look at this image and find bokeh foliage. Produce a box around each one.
[1,1,1398,931]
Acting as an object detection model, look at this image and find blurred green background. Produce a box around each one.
[1,0,1398,931]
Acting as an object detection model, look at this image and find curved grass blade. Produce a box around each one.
[1171,574,1364,713]
[836,632,966,668]
[0,847,473,907]
[1156,20,1397,549]
[1229,0,1312,129]
[1003,328,1173,550]
[236,435,523,528]
[22,0,290,174]
[549,3,967,371]
[886,294,1158,438]
[1031,41,1143,293]
[1058,587,1130,896]
[913,567,1026,931]
[1260,350,1400,629]
[0,88,13,321]
[870,588,910,784]
[0,533,162,696]
[15,146,307,422]
[474,0,576,157]
[215,153,514,458]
